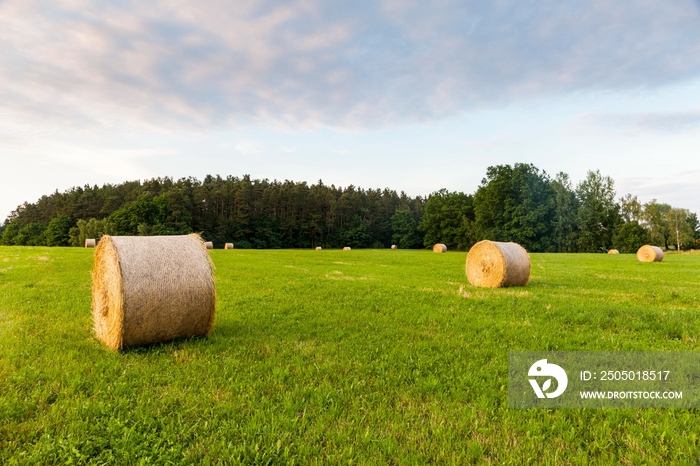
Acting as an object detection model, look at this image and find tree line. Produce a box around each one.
[1,165,698,252]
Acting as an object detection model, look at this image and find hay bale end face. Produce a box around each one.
[92,234,216,350]
[343,247,351,251]
[204,241,214,250]
[85,238,96,248]
[637,245,664,262]
[466,240,530,288]
[433,244,447,253]
[391,245,397,249]
[607,249,620,254]
[315,246,322,250]
[224,243,234,249]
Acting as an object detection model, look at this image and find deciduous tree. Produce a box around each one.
[473,163,555,252]
[419,189,474,250]
[665,208,694,250]
[575,170,621,252]
[391,209,421,249]
[642,200,671,249]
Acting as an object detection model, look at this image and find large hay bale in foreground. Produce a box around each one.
[433,244,447,253]
[224,243,234,249]
[315,247,322,251]
[607,249,620,255]
[343,247,352,251]
[466,240,530,288]
[204,241,214,249]
[85,238,96,248]
[637,245,664,262]
[391,245,397,249]
[92,234,216,350]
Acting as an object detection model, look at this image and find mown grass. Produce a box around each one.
[1,246,700,465]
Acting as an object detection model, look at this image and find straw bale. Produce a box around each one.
[466,240,530,288]
[433,243,447,253]
[224,243,234,249]
[92,234,216,350]
[391,245,397,249]
[85,238,96,248]
[204,241,214,249]
[607,249,620,254]
[316,247,322,250]
[343,247,352,251]
[637,245,664,262]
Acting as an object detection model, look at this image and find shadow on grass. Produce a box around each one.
[119,334,214,354]
[115,320,251,354]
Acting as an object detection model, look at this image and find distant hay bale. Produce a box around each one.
[92,234,216,351]
[224,243,234,249]
[433,244,447,253]
[391,245,397,249]
[637,245,664,262]
[316,247,322,250]
[466,240,530,288]
[204,241,213,250]
[85,238,96,248]
[607,249,620,254]
[343,247,351,251]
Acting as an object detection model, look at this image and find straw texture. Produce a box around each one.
[92,234,216,350]
[466,240,530,288]
[607,249,620,254]
[637,245,664,262]
[391,245,397,249]
[315,247,322,250]
[433,244,447,253]
[343,247,352,251]
[224,243,234,249]
[85,238,96,248]
[205,241,214,249]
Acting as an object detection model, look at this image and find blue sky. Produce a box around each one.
[2,0,700,220]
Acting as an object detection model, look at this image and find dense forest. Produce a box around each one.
[1,164,698,252]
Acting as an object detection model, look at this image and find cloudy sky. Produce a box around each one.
[2,0,700,220]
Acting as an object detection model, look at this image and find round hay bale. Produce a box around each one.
[315,246,322,250]
[391,245,397,249]
[466,240,530,288]
[433,243,447,253]
[85,238,96,248]
[637,245,664,262]
[343,247,351,251]
[607,249,620,254]
[224,243,234,249]
[204,241,213,250]
[92,234,216,351]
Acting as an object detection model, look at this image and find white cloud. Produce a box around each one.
[2,0,700,132]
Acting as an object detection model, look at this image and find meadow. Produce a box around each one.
[1,246,700,465]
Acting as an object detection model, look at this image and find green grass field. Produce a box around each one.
[2,246,700,465]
